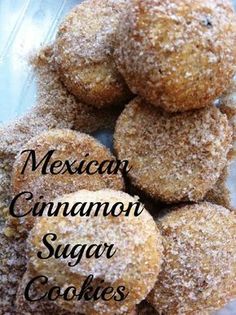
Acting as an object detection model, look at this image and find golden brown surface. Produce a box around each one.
[54,0,132,108]
[205,166,232,209]
[147,202,236,314]
[115,0,236,112]
[0,44,126,220]
[11,129,124,233]
[0,1,235,313]
[25,190,163,315]
[34,45,125,134]
[0,45,125,160]
[114,98,232,203]
[220,79,236,158]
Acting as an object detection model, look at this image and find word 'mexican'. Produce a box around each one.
[20,149,131,176]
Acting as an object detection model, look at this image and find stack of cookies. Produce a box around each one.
[1,0,236,314]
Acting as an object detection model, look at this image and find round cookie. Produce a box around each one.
[26,189,163,315]
[114,98,232,203]
[147,202,236,314]
[54,0,132,108]
[11,129,124,232]
[115,0,236,112]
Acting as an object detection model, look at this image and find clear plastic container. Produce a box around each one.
[0,1,235,314]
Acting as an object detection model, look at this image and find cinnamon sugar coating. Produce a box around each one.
[115,0,236,112]
[220,79,236,157]
[205,166,232,209]
[0,220,27,314]
[148,202,236,314]
[0,45,124,160]
[25,190,163,315]
[11,129,124,233]
[114,98,232,203]
[54,0,132,108]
